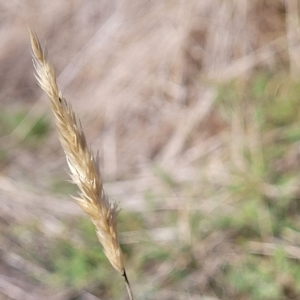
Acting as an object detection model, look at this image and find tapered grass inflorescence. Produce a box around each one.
[29,28,133,300]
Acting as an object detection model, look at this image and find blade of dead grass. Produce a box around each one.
[28,28,133,300]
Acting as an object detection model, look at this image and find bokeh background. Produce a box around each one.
[1,0,300,299]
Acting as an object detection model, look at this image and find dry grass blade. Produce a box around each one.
[28,28,133,300]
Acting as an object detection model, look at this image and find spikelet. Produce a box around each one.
[29,29,133,299]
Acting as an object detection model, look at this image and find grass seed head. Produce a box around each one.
[28,28,124,274]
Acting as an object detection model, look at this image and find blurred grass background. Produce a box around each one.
[1,0,300,299]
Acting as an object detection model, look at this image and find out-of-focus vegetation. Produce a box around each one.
[1,1,300,299]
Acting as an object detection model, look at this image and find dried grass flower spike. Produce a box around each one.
[29,27,133,300]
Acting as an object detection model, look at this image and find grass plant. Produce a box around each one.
[28,28,133,300]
